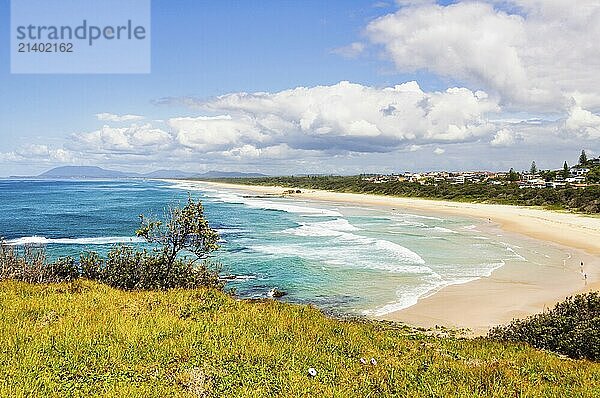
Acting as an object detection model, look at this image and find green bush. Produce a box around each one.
[1,198,223,291]
[80,246,222,291]
[488,292,600,360]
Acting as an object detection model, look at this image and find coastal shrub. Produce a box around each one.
[79,250,103,280]
[488,292,600,360]
[81,246,223,291]
[1,197,223,291]
[0,243,78,283]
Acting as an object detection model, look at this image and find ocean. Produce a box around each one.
[0,179,566,316]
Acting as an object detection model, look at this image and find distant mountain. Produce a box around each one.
[31,166,267,179]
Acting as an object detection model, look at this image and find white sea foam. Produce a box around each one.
[165,181,208,192]
[372,240,426,265]
[311,218,360,231]
[168,182,344,217]
[478,260,506,277]
[430,226,456,234]
[245,199,342,217]
[283,225,347,238]
[365,260,507,315]
[254,227,427,273]
[204,189,344,217]
[391,220,429,228]
[6,236,144,246]
[505,246,528,261]
[391,212,444,221]
[364,282,440,316]
[253,242,428,271]
[230,275,257,281]
[280,217,425,266]
[282,218,360,237]
[216,228,249,234]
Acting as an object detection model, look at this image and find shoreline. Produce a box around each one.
[175,180,600,334]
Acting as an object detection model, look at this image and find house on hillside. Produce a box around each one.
[571,167,590,176]
[588,157,600,166]
[449,175,465,184]
[519,178,546,188]
[566,176,587,184]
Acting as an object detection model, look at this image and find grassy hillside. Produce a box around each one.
[1,281,599,397]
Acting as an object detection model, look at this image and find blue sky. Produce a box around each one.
[1,0,598,176]
[1,1,400,136]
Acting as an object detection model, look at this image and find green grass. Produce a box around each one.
[1,281,599,397]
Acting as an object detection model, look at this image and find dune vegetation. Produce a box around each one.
[215,176,600,214]
[1,280,600,397]
[489,292,600,361]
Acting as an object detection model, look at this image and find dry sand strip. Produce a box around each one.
[178,180,600,334]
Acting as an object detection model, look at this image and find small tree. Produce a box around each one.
[508,168,519,182]
[563,161,570,179]
[136,197,220,279]
[530,161,538,175]
[579,150,588,166]
[539,170,556,182]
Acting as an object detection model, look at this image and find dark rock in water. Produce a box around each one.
[268,288,287,298]
[295,189,302,193]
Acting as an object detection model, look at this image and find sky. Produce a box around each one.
[1,0,599,176]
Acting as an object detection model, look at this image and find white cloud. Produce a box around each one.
[564,105,600,139]
[366,1,600,111]
[219,143,318,161]
[183,80,499,153]
[168,115,265,151]
[71,124,172,153]
[491,128,517,146]
[12,81,497,171]
[433,147,445,155]
[2,144,77,163]
[331,42,366,58]
[96,113,144,122]
[16,144,50,157]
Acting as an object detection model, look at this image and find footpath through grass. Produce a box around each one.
[1,280,599,397]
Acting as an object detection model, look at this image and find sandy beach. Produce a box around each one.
[182,180,600,334]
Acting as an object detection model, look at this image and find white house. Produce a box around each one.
[571,168,590,176]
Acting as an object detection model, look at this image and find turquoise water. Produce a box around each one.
[0,179,563,316]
